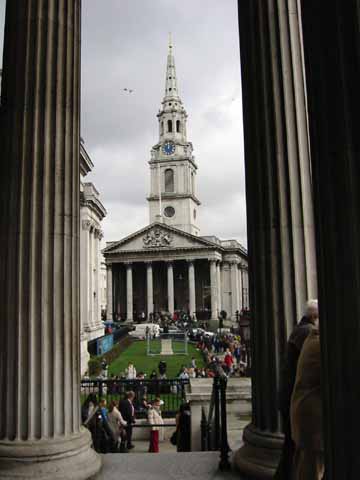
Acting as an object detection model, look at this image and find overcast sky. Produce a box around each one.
[0,0,247,246]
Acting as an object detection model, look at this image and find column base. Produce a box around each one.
[232,423,283,479]
[0,429,101,480]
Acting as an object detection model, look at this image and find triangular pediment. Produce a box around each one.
[103,222,217,254]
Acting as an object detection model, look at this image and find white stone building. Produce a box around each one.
[80,141,107,373]
[103,40,248,330]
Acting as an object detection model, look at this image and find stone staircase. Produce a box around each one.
[95,451,247,480]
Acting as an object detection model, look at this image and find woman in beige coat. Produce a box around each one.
[290,328,324,479]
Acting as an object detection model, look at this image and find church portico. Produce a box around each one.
[103,223,247,327]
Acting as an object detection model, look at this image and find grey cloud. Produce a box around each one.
[0,0,247,247]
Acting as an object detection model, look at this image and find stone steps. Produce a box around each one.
[95,451,246,480]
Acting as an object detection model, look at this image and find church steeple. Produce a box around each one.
[164,34,180,101]
[148,37,201,236]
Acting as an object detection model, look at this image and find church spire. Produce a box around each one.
[164,33,180,100]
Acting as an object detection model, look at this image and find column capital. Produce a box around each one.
[82,219,92,231]
[124,261,133,268]
[166,260,174,266]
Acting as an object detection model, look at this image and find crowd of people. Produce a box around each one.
[82,390,190,454]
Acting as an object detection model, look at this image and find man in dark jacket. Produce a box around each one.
[274,299,319,479]
[119,391,136,449]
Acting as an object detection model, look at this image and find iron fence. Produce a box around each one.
[81,378,189,418]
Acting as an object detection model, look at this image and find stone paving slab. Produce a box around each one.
[94,451,245,480]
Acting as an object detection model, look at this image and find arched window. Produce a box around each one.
[167,120,172,133]
[165,169,174,193]
[176,120,181,133]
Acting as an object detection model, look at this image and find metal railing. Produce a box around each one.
[200,375,231,470]
[81,378,189,418]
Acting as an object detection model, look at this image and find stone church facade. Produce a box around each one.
[103,39,248,328]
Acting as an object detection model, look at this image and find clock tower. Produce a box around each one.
[148,37,201,236]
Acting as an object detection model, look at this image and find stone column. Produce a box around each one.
[237,264,243,312]
[88,226,94,327]
[188,260,196,317]
[146,262,154,319]
[234,0,317,477]
[217,262,222,313]
[209,259,218,330]
[93,229,100,329]
[106,264,113,321]
[97,231,104,325]
[230,261,239,318]
[167,261,175,316]
[81,220,91,333]
[300,2,360,477]
[0,1,101,478]
[126,263,133,322]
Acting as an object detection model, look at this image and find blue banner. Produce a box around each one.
[96,334,114,356]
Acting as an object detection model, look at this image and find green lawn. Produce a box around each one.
[108,340,204,378]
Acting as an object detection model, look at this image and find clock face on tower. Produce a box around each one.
[162,141,175,156]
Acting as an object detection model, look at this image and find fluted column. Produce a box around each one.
[97,231,104,326]
[230,261,239,318]
[237,264,243,312]
[92,229,102,329]
[80,220,91,333]
[235,0,317,477]
[209,260,218,330]
[106,264,113,321]
[126,262,133,322]
[300,2,360,477]
[217,262,222,312]
[188,260,196,317]
[167,261,175,316]
[0,2,101,478]
[146,262,154,318]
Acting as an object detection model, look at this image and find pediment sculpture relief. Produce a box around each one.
[143,228,173,248]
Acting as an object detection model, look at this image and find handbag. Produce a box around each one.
[170,430,177,446]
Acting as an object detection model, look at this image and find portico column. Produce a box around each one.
[235,0,317,477]
[188,260,196,317]
[167,261,175,316]
[146,262,154,319]
[230,261,239,318]
[0,1,101,478]
[81,220,91,333]
[106,264,113,321]
[93,229,100,328]
[209,260,218,328]
[301,2,360,477]
[126,263,133,322]
[217,262,222,313]
[237,264,243,312]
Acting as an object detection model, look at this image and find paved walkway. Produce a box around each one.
[160,338,173,355]
[94,451,245,480]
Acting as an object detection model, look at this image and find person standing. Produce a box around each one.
[291,328,323,479]
[148,398,164,453]
[125,362,137,380]
[108,400,127,452]
[274,299,319,479]
[119,391,136,450]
